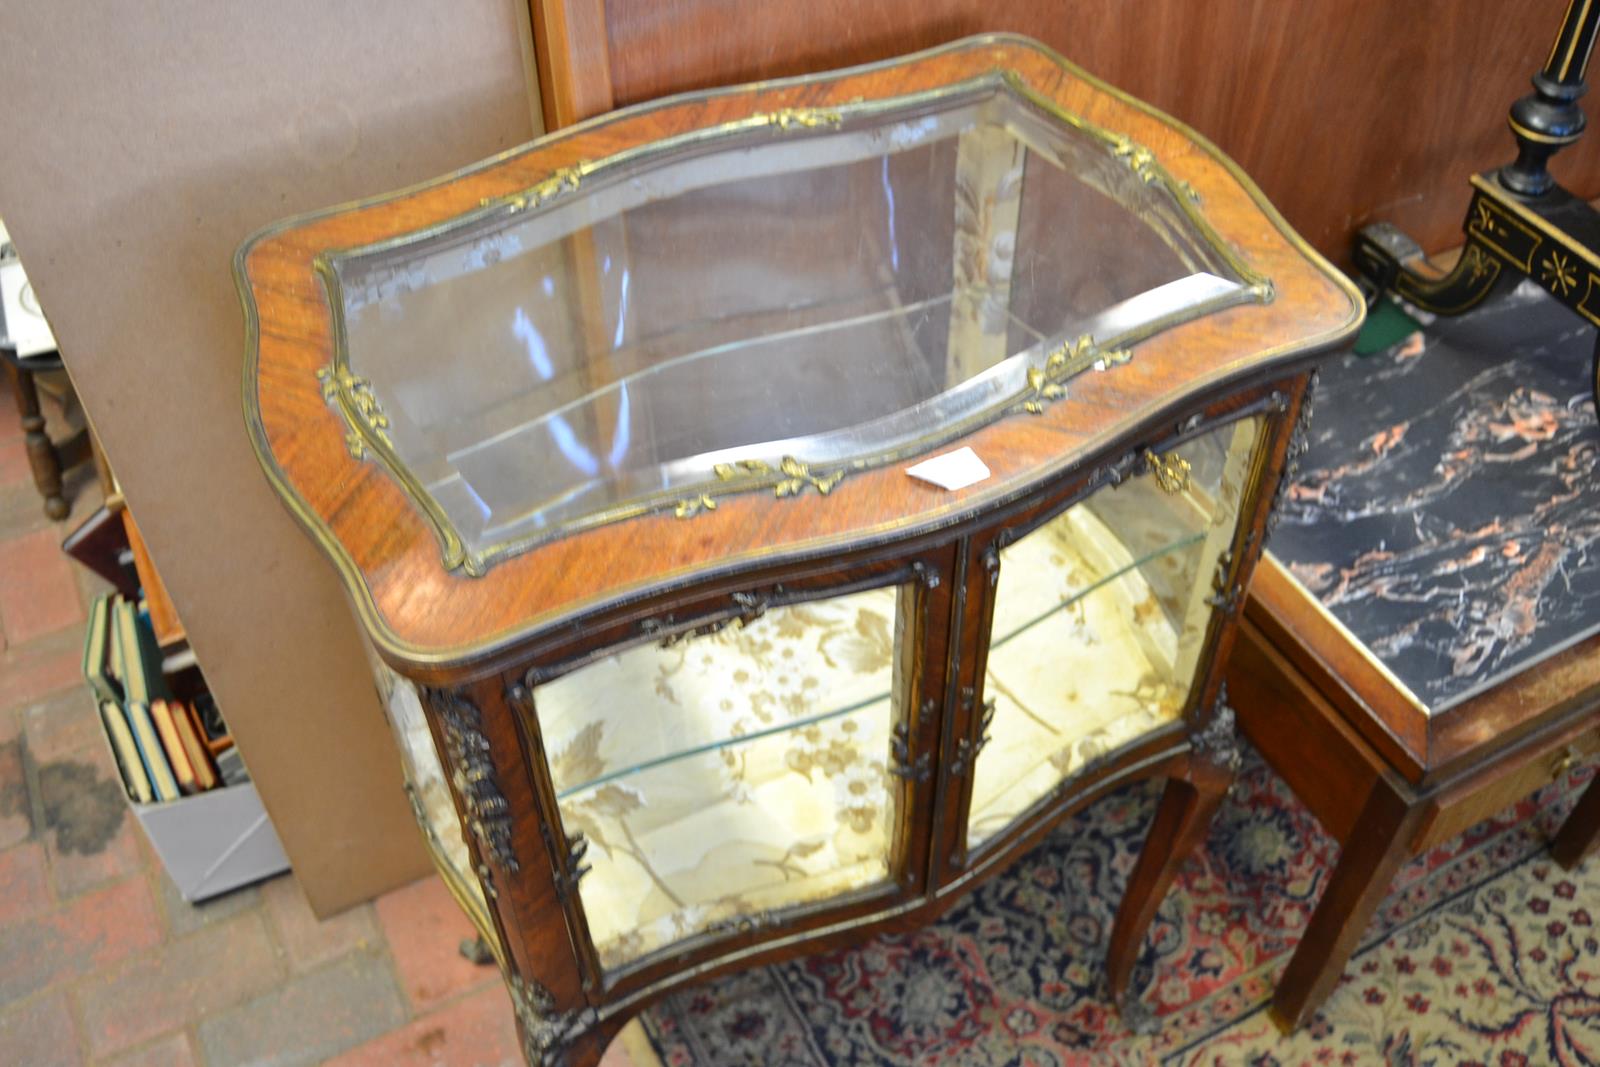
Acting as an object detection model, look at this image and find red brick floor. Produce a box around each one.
[0,374,656,1064]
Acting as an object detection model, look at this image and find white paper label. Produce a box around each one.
[905,447,991,491]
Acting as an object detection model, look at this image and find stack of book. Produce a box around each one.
[83,593,246,804]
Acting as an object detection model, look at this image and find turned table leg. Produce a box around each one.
[1105,707,1240,1025]
[1551,771,1600,870]
[5,359,68,520]
[1271,781,1423,1032]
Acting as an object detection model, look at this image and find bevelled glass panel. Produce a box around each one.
[967,417,1261,850]
[533,585,907,971]
[331,80,1252,558]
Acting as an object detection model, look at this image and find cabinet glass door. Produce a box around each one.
[966,418,1261,851]
[532,584,912,972]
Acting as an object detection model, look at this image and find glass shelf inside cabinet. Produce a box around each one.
[532,584,910,972]
[327,78,1260,563]
[967,417,1262,850]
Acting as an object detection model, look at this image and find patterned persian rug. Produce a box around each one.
[641,746,1598,1066]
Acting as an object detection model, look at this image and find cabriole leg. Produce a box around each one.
[1104,702,1240,1027]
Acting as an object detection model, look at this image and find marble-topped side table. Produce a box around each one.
[1230,283,1600,1031]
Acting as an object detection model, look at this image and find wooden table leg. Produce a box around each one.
[5,359,68,520]
[1105,743,1236,1023]
[1270,780,1422,1032]
[1551,771,1600,870]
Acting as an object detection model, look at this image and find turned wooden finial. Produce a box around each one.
[1501,2,1600,195]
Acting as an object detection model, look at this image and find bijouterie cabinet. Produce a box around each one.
[239,34,1362,1066]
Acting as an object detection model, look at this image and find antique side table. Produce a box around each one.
[239,35,1361,1065]
[1231,285,1600,1031]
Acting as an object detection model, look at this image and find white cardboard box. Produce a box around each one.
[93,703,290,901]
[88,623,290,901]
[130,779,289,902]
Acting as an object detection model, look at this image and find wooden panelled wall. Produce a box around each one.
[531,0,1599,264]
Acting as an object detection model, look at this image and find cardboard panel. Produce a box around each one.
[0,1,538,913]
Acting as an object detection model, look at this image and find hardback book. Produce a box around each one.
[61,504,140,598]
[116,601,180,802]
[113,598,141,699]
[149,700,199,795]
[81,595,118,704]
[108,594,125,684]
[116,597,168,704]
[99,700,152,804]
[171,703,218,791]
[126,699,179,803]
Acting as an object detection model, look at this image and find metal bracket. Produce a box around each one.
[1190,683,1243,775]
[1143,449,1192,495]
[889,718,932,782]
[639,586,786,647]
[508,972,597,1066]
[543,822,592,905]
[950,692,996,778]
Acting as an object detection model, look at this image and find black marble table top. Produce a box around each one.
[1271,282,1600,715]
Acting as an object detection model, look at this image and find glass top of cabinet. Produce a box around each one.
[328,76,1260,559]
